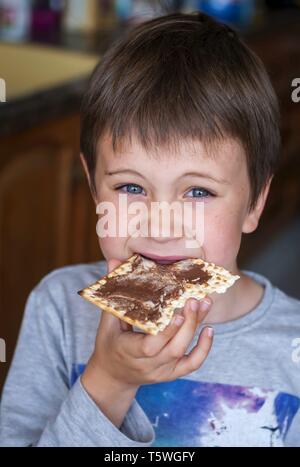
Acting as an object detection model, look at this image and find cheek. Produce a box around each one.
[98,236,128,262]
[98,236,115,259]
[96,187,123,256]
[96,192,137,262]
[202,204,244,266]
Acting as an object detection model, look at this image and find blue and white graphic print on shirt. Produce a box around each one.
[71,364,300,447]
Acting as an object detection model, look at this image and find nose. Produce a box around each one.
[148,202,184,240]
[129,198,204,248]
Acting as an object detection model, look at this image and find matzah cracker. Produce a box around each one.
[78,254,239,335]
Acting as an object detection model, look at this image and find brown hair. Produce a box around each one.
[80,11,281,210]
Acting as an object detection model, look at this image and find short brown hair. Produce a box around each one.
[80,11,281,210]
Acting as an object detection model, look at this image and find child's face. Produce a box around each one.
[83,132,270,271]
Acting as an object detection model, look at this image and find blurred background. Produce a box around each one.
[0,0,300,391]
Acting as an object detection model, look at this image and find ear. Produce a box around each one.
[80,153,98,205]
[242,177,273,234]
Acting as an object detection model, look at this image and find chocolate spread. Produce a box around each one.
[94,255,211,324]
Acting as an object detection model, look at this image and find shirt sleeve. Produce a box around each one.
[0,286,155,447]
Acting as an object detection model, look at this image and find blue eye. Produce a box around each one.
[116,183,145,195]
[186,187,213,198]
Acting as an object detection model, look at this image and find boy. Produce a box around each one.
[1,12,300,447]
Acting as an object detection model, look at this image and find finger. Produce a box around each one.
[98,306,123,337]
[172,326,214,379]
[126,309,186,359]
[125,296,211,359]
[155,297,211,365]
[119,317,133,332]
[197,297,212,323]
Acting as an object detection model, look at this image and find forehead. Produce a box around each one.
[97,131,247,182]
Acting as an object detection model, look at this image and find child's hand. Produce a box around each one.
[92,258,213,387]
[82,258,213,427]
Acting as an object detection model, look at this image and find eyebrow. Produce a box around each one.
[105,169,146,179]
[180,171,230,185]
[105,169,229,184]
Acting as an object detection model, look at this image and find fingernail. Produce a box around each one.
[172,314,184,326]
[200,299,211,312]
[206,326,214,338]
[190,299,199,312]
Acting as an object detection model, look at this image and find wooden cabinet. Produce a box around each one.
[0,113,101,391]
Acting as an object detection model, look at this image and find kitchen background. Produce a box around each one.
[0,0,300,391]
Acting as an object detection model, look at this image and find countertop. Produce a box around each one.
[0,8,299,137]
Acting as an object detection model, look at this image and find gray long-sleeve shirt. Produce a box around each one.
[0,260,300,447]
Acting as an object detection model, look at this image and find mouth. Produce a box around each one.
[137,252,193,265]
